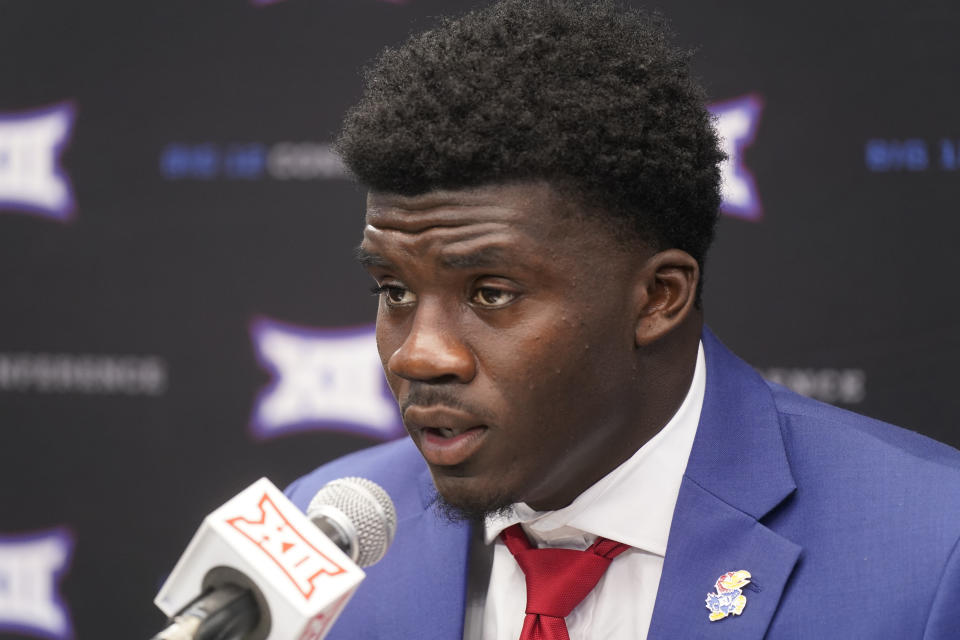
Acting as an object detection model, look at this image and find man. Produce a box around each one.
[286,1,960,638]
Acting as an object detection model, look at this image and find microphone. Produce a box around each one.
[152,477,397,640]
[306,477,397,569]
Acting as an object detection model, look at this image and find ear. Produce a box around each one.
[633,249,700,347]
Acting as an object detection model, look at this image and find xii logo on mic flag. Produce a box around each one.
[226,491,347,600]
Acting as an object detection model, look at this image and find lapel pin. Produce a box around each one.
[705,570,752,621]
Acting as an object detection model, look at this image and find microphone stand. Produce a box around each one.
[151,584,259,640]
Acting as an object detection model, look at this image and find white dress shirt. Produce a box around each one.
[476,342,706,640]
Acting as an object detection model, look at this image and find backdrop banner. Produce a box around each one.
[2,1,958,637]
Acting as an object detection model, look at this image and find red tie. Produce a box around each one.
[500,523,630,640]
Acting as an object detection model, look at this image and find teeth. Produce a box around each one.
[439,428,455,438]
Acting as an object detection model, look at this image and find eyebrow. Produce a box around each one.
[354,245,512,270]
[437,246,510,269]
[354,246,392,268]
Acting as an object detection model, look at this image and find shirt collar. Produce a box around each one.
[484,341,706,556]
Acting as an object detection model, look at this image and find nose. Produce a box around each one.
[385,304,476,384]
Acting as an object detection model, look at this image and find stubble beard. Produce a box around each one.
[429,487,518,525]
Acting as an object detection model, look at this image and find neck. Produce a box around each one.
[632,311,703,445]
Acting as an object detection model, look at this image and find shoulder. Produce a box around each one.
[763,379,960,549]
[766,379,960,474]
[284,438,429,516]
[760,382,960,634]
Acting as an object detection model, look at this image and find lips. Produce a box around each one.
[403,405,489,467]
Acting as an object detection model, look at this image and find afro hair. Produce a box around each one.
[337,0,724,287]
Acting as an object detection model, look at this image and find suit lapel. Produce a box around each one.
[356,467,471,639]
[647,478,801,639]
[648,328,801,639]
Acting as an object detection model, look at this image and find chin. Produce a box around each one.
[429,474,517,524]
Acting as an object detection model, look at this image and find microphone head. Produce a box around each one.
[306,477,397,568]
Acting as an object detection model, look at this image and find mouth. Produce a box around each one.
[403,405,490,467]
[418,425,489,466]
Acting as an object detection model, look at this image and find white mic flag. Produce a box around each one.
[154,478,365,640]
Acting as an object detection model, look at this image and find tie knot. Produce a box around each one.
[500,524,630,619]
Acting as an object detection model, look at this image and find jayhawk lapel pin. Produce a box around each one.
[705,570,752,621]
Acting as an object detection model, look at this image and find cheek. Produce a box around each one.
[489,317,631,424]
[375,319,404,394]
[485,325,591,414]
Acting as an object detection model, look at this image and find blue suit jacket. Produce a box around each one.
[287,329,960,639]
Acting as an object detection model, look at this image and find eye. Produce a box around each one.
[371,283,417,306]
[471,286,517,308]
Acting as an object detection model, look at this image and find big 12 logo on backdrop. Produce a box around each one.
[250,318,404,441]
[709,94,764,221]
[0,529,74,640]
[0,103,76,222]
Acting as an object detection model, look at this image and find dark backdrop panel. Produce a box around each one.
[1,1,957,637]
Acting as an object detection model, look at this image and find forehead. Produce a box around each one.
[360,182,593,263]
[365,182,565,233]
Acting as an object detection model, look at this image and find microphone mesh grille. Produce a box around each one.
[307,477,398,568]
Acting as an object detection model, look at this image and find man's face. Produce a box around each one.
[359,182,653,517]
